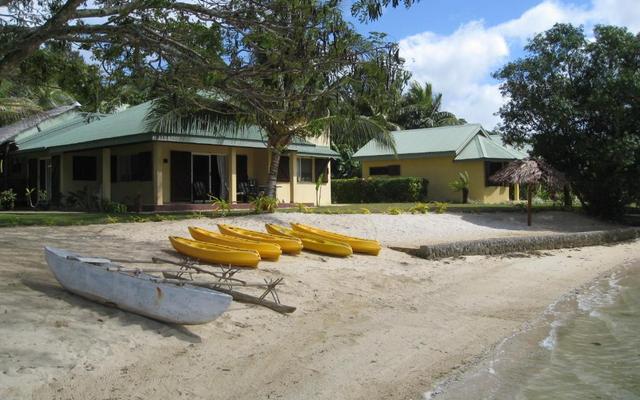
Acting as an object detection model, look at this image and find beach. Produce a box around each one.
[1,211,638,400]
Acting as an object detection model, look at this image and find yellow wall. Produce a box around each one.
[109,143,154,205]
[154,142,331,205]
[61,149,103,197]
[361,156,509,203]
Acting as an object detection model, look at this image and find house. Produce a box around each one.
[0,101,337,210]
[352,124,527,203]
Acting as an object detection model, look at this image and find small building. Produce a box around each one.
[352,124,527,203]
[1,101,336,210]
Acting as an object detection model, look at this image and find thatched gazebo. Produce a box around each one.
[490,158,565,226]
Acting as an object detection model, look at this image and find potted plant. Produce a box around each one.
[449,171,470,204]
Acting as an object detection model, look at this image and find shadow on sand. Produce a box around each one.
[21,278,203,344]
[458,210,615,233]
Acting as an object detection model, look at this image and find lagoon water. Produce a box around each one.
[430,263,640,400]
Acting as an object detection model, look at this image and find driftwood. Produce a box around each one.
[163,273,296,314]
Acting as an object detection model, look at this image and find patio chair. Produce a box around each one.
[193,181,209,203]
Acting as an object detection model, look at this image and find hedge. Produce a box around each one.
[332,177,429,203]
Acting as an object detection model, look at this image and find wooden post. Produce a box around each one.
[101,148,111,201]
[527,184,532,226]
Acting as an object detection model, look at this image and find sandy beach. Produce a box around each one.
[1,211,638,400]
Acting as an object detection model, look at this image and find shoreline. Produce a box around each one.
[1,212,639,400]
[425,258,640,399]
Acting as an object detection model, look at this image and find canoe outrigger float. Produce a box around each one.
[188,226,282,261]
[44,247,233,324]
[169,236,261,268]
[290,223,382,256]
[217,224,303,254]
[265,223,353,257]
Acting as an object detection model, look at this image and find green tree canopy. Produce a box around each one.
[494,23,640,218]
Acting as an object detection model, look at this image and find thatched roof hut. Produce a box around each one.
[490,158,566,226]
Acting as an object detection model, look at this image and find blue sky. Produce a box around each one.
[345,0,640,128]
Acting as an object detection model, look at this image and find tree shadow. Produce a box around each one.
[21,278,202,344]
[458,210,619,233]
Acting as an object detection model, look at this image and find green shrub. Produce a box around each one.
[431,201,448,214]
[410,202,429,214]
[360,207,371,214]
[332,177,429,203]
[101,200,128,214]
[295,203,310,213]
[0,189,17,210]
[251,195,278,213]
[386,207,403,215]
[210,196,231,216]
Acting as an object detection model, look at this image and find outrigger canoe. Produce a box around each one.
[217,224,303,254]
[265,224,353,257]
[169,236,261,267]
[290,223,382,256]
[44,247,232,324]
[188,226,282,261]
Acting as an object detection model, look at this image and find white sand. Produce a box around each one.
[0,211,636,400]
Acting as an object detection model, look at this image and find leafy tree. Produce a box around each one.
[146,1,408,196]
[0,0,419,76]
[494,24,640,218]
[392,81,463,129]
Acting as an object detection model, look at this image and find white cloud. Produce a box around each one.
[399,0,640,129]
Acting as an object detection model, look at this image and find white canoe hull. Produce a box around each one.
[44,247,232,325]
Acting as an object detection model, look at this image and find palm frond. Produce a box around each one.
[146,95,254,137]
[315,114,396,152]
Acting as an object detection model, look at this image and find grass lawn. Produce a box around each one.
[0,211,249,228]
[280,202,569,214]
[0,202,570,228]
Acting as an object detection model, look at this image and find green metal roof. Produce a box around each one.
[15,101,337,158]
[14,112,105,149]
[353,124,524,161]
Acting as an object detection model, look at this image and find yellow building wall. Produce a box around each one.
[361,156,509,203]
[61,149,103,197]
[109,143,155,206]
[154,142,331,205]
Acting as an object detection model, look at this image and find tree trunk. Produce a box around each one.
[462,188,469,204]
[266,147,281,198]
[527,184,532,226]
[563,184,572,208]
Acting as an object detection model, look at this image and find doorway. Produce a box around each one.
[192,154,227,202]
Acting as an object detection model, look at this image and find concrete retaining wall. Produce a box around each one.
[415,228,640,260]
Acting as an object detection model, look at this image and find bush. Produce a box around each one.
[386,207,403,215]
[101,200,128,214]
[251,195,278,213]
[431,201,448,214]
[410,202,429,214]
[332,177,429,203]
[210,196,231,216]
[0,189,17,210]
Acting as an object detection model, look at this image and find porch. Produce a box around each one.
[14,140,332,210]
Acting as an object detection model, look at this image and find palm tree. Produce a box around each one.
[393,81,462,129]
[0,80,77,127]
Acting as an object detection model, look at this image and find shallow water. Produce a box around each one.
[429,262,640,400]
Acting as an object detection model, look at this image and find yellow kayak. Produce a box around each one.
[218,224,303,254]
[265,224,353,257]
[169,236,261,268]
[290,223,382,256]
[188,226,282,261]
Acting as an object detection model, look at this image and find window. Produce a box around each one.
[72,156,97,181]
[297,157,313,182]
[314,158,329,183]
[369,165,401,176]
[277,155,290,182]
[113,152,152,182]
[485,161,508,186]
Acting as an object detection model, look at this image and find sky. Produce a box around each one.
[347,0,640,128]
